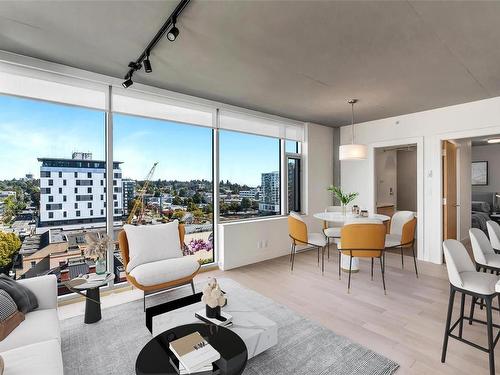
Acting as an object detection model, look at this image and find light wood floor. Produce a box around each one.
[60,248,499,375]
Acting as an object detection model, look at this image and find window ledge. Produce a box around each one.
[218,215,287,226]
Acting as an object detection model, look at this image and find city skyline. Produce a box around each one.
[0,94,280,186]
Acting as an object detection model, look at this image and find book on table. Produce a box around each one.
[168,355,213,375]
[169,332,220,373]
[195,309,233,327]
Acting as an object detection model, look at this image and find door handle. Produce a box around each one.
[454,204,460,207]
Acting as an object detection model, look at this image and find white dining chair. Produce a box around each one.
[323,206,342,259]
[441,239,499,375]
[486,220,500,254]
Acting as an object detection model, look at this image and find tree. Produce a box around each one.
[229,202,240,213]
[172,196,183,206]
[0,231,21,267]
[172,210,185,221]
[240,198,251,211]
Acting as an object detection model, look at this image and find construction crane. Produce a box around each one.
[126,162,158,224]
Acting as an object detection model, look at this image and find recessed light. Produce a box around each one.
[487,138,500,144]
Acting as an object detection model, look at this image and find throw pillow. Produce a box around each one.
[124,220,182,272]
[0,289,25,341]
[0,274,38,314]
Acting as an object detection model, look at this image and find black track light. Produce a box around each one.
[143,56,152,73]
[167,25,179,41]
[122,72,133,88]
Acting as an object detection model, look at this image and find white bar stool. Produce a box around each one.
[442,239,500,375]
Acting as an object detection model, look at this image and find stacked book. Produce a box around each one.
[169,332,220,374]
[195,309,233,327]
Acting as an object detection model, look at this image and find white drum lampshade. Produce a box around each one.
[339,99,367,160]
[339,144,368,160]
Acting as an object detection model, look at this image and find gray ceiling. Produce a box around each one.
[1,1,500,126]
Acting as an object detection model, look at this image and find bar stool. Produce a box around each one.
[487,220,500,254]
[441,239,500,375]
[470,228,500,274]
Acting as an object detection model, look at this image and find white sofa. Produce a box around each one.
[0,275,63,375]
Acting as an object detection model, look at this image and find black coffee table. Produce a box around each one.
[135,323,247,375]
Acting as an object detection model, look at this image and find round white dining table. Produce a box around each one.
[313,212,391,273]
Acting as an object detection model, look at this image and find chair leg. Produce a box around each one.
[441,285,456,363]
[321,246,325,275]
[289,243,293,263]
[371,258,374,281]
[143,292,146,312]
[400,246,404,269]
[347,255,353,293]
[338,251,341,280]
[412,244,419,278]
[458,292,465,338]
[379,256,386,295]
[317,246,320,265]
[291,243,296,271]
[486,296,495,375]
[190,280,195,294]
[327,238,330,260]
[469,296,477,325]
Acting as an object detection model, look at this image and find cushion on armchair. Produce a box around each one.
[124,220,183,272]
[0,290,25,341]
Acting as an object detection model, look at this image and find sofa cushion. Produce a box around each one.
[0,291,17,322]
[124,221,182,272]
[129,256,199,287]
[0,309,60,353]
[1,339,63,375]
[0,275,38,314]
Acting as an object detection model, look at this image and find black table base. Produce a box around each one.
[84,287,102,324]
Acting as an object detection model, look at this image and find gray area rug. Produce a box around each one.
[61,279,399,375]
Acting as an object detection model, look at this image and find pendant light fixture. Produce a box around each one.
[339,99,367,160]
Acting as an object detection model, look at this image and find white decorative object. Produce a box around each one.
[339,99,368,161]
[123,220,182,272]
[201,278,226,308]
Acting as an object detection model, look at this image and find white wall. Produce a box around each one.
[219,123,334,270]
[457,140,471,241]
[375,149,397,207]
[341,96,500,263]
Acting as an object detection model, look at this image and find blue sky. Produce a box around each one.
[0,95,280,186]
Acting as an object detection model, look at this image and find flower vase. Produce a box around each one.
[341,204,347,216]
[95,258,106,275]
[206,305,221,319]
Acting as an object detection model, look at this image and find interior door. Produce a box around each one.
[443,140,457,240]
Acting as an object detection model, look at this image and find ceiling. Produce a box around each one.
[471,135,500,147]
[1,1,500,126]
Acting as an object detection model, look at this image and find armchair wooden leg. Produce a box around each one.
[190,280,195,294]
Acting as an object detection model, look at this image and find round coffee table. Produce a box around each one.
[136,323,247,375]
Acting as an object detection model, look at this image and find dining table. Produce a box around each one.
[313,211,391,273]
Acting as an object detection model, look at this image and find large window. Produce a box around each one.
[113,114,214,271]
[0,94,108,295]
[286,141,302,213]
[219,130,281,221]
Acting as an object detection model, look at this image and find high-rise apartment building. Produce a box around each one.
[38,152,123,227]
[122,179,136,216]
[259,171,280,213]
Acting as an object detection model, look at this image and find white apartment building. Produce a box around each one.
[38,152,123,227]
[259,171,280,214]
[239,189,259,200]
[122,178,136,216]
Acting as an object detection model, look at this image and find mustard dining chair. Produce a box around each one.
[385,216,418,277]
[339,222,387,293]
[288,211,327,274]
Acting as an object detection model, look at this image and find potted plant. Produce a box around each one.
[85,232,112,275]
[327,186,359,215]
[201,278,226,318]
